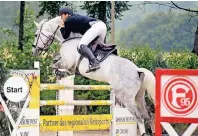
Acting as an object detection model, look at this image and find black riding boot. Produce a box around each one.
[80,44,100,73]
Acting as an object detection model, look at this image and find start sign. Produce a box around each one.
[3,71,30,102]
[156,69,198,136]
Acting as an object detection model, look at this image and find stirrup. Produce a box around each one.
[86,64,100,73]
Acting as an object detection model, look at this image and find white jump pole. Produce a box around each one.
[34,61,74,136]
[110,89,115,136]
[57,75,74,136]
[161,122,179,136]
[182,123,198,136]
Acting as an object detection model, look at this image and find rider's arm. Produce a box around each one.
[60,22,71,39]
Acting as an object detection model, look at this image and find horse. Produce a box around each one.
[32,16,156,136]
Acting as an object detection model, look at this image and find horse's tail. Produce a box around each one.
[138,68,156,103]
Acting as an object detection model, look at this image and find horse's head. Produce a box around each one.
[32,19,62,56]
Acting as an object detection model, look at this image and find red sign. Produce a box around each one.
[155,69,198,136]
[162,76,198,116]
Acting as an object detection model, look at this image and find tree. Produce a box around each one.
[37,1,73,18]
[117,12,196,51]
[18,1,25,51]
[139,1,198,13]
[81,1,131,32]
[37,1,131,33]
[138,1,198,54]
[192,26,198,55]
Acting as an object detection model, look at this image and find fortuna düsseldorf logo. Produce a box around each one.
[162,76,198,116]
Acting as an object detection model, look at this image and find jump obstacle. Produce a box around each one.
[38,68,198,136]
[35,60,137,136]
[2,62,198,136]
[0,62,137,136]
[39,77,116,136]
[37,67,198,136]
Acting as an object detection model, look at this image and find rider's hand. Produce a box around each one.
[59,20,65,28]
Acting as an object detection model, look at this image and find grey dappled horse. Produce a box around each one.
[32,16,156,136]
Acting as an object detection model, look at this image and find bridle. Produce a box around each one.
[32,23,60,54]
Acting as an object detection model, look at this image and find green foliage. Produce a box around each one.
[120,44,198,70]
[74,75,110,115]
[117,12,197,51]
[15,7,36,45]
[81,1,131,32]
[0,7,59,115]
[37,1,73,18]
[0,112,10,136]
[0,6,37,51]
[0,56,9,136]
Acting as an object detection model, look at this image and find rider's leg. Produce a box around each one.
[78,21,106,72]
[80,44,100,68]
[97,21,107,44]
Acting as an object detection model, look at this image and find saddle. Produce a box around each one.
[76,38,118,74]
[89,38,118,62]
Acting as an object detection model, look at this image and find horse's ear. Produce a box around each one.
[34,21,39,28]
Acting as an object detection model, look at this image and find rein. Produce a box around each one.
[33,23,60,54]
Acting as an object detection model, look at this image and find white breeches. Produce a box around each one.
[78,21,107,48]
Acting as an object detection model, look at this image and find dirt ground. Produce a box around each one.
[40,130,143,136]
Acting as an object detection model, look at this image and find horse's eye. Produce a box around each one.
[35,34,37,37]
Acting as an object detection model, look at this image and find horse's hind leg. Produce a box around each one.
[115,97,147,136]
[143,99,155,135]
[138,121,147,136]
[135,72,155,135]
[135,88,155,135]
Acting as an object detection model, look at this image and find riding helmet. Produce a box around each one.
[59,7,73,15]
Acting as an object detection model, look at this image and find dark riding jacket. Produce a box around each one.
[60,14,97,39]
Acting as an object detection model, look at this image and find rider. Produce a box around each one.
[59,7,107,73]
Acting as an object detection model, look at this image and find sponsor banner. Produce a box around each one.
[40,115,112,131]
[114,108,137,136]
[0,70,40,136]
[18,109,40,136]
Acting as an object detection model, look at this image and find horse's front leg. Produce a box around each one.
[53,69,69,80]
[52,53,73,79]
